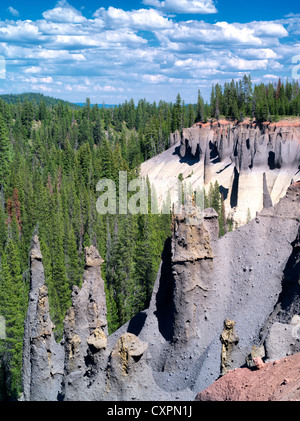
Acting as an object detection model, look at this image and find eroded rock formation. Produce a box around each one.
[220,319,239,376]
[22,182,300,401]
[179,121,300,173]
[142,120,300,225]
[22,235,64,401]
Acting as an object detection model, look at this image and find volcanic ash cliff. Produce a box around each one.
[22,182,300,401]
[142,120,300,225]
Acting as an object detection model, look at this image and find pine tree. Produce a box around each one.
[242,74,253,116]
[171,93,183,132]
[204,182,226,237]
[195,89,205,123]
[65,223,82,289]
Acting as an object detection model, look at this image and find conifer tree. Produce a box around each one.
[65,223,82,289]
[171,93,183,132]
[196,89,205,122]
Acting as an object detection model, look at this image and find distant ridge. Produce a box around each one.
[0,92,80,109]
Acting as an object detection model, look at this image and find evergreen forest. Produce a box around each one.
[0,75,299,400]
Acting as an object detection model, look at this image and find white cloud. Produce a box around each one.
[37,20,88,35]
[235,48,278,59]
[142,0,217,14]
[8,6,19,17]
[221,56,269,71]
[23,66,42,74]
[32,85,53,92]
[215,22,262,45]
[93,7,173,30]
[170,49,282,75]
[0,3,296,104]
[174,57,219,69]
[263,74,280,79]
[142,74,169,83]
[156,21,263,48]
[0,43,86,62]
[42,1,86,23]
[23,76,54,84]
[250,21,289,38]
[0,21,41,43]
[284,16,300,35]
[43,29,148,51]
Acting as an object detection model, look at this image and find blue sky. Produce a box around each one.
[0,0,299,104]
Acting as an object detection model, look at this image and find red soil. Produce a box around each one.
[195,352,300,401]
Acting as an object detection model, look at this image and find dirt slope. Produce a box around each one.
[195,352,300,401]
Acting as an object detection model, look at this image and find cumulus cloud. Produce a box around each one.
[285,16,300,35]
[263,74,280,79]
[42,0,86,23]
[23,76,54,84]
[0,43,86,62]
[235,48,278,59]
[37,21,88,35]
[174,57,220,69]
[0,21,42,43]
[142,74,169,83]
[250,21,289,38]
[221,56,269,71]
[155,20,263,49]
[45,30,147,50]
[93,7,173,30]
[0,2,295,103]
[142,0,217,14]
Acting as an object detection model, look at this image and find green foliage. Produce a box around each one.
[0,75,299,398]
[0,113,11,188]
[207,76,300,122]
[0,93,80,109]
[0,95,174,398]
[0,239,28,400]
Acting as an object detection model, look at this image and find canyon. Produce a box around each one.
[22,178,300,401]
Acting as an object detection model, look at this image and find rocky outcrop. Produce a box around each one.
[220,319,239,376]
[179,121,300,172]
[263,172,273,209]
[22,235,64,401]
[23,182,300,401]
[141,120,300,225]
[62,245,108,400]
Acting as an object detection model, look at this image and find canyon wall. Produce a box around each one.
[22,182,300,401]
[141,120,300,225]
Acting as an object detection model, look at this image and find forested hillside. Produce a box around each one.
[0,93,80,109]
[0,75,299,400]
[0,96,174,400]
